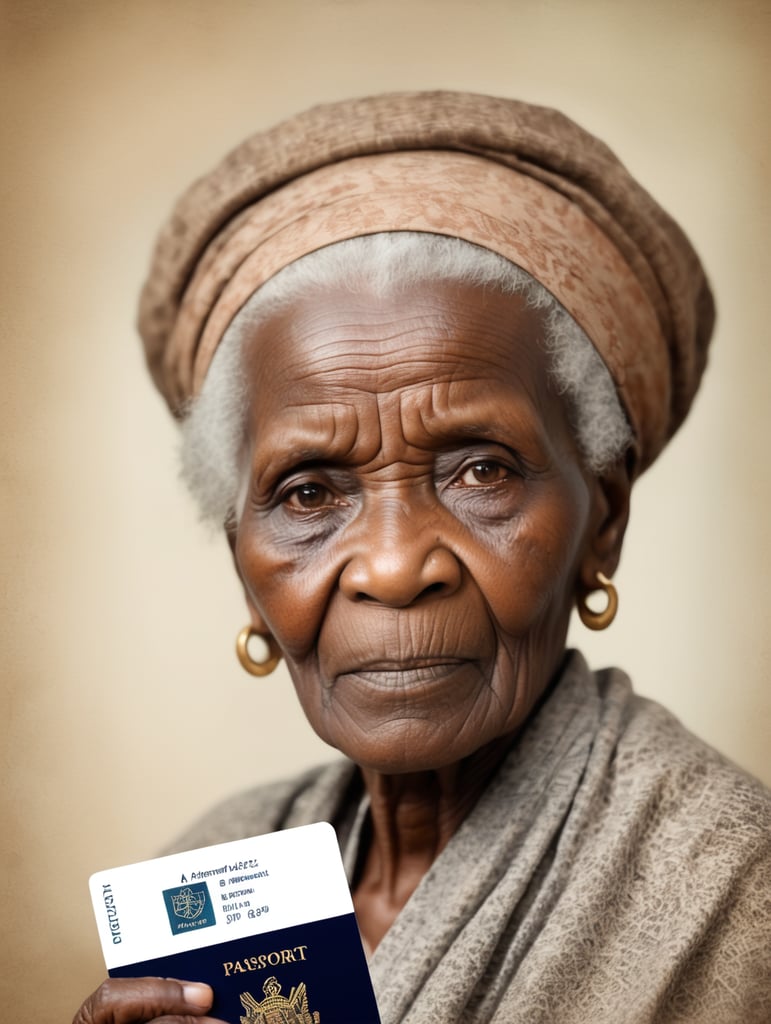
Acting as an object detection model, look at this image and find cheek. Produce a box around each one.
[469,483,591,640]
[235,527,338,658]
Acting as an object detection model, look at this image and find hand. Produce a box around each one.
[72,977,227,1024]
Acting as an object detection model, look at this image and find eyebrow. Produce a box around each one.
[250,402,373,484]
[410,388,552,452]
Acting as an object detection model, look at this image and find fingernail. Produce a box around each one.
[182,982,213,1008]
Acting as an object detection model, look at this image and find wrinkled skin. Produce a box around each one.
[234,281,629,772]
[74,279,630,1020]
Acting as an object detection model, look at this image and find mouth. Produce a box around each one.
[355,657,466,670]
[334,657,475,689]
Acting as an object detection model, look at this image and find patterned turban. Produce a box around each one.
[137,91,715,475]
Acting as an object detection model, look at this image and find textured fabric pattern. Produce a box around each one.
[138,91,715,475]
[170,653,771,1023]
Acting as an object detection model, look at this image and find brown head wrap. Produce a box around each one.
[137,91,714,475]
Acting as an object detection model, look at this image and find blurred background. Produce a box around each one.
[2,1,769,1019]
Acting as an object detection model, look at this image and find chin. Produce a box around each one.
[324,720,506,776]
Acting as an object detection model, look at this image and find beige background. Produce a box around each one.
[1,1,769,1020]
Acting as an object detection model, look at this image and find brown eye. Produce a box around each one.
[285,482,332,510]
[458,460,510,486]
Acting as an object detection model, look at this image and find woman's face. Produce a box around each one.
[233,279,621,773]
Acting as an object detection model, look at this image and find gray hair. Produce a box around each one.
[180,233,632,524]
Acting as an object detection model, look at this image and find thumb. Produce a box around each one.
[73,977,215,1024]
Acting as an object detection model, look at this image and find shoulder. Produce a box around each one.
[588,670,771,1020]
[605,673,771,845]
[559,656,770,857]
[590,669,771,907]
[162,758,357,854]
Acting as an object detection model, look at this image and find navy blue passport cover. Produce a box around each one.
[110,912,380,1023]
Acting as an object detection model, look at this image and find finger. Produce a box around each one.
[73,977,215,1024]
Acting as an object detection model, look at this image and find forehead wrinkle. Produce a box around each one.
[273,308,475,389]
[251,400,380,475]
[246,282,562,471]
[251,285,548,397]
[287,305,458,347]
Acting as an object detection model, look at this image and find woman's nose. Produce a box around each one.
[339,499,462,606]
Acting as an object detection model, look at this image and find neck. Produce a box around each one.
[352,735,514,952]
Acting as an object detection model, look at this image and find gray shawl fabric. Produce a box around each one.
[170,652,771,1022]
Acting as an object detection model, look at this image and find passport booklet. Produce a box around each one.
[89,821,381,1024]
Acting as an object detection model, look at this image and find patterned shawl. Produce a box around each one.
[170,652,770,1023]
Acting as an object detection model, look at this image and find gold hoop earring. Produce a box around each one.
[236,627,282,676]
[578,571,618,631]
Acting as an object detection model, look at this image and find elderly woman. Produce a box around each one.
[75,92,770,1024]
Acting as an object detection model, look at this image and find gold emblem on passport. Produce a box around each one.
[240,975,320,1023]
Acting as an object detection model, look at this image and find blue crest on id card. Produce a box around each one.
[162,882,216,935]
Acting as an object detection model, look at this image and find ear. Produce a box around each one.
[577,455,632,592]
[225,525,270,634]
